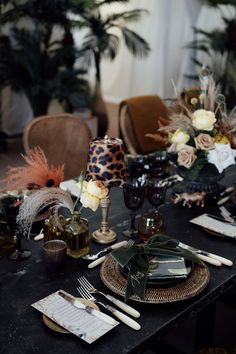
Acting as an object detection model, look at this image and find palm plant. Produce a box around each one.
[187,0,236,108]
[73,0,150,136]
[0,0,93,116]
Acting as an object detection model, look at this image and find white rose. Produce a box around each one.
[80,191,100,211]
[171,129,190,145]
[86,180,108,199]
[192,109,216,131]
[207,143,236,173]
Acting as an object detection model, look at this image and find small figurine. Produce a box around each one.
[173,192,206,208]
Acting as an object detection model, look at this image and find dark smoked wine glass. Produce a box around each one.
[137,179,166,242]
[122,179,146,238]
[147,179,166,209]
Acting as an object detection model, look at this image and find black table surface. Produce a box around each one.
[1,167,236,354]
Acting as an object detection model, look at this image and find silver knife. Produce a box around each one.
[58,291,118,326]
[179,242,233,267]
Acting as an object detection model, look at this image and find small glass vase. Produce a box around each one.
[65,211,90,258]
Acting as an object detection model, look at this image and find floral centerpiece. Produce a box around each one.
[158,69,236,194]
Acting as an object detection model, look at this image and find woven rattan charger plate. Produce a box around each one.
[100,256,210,304]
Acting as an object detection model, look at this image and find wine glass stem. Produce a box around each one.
[16,234,22,253]
[130,212,136,233]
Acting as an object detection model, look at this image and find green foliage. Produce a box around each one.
[74,0,150,83]
[187,2,236,108]
[0,0,92,116]
[200,0,236,6]
[0,0,149,116]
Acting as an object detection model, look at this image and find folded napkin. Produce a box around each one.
[111,234,203,301]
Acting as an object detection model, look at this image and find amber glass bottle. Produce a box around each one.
[65,211,89,258]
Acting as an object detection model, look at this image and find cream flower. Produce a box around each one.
[171,129,190,145]
[194,133,215,151]
[80,190,100,211]
[176,143,188,152]
[75,179,108,212]
[177,146,197,169]
[86,180,108,199]
[207,143,236,173]
[192,109,216,131]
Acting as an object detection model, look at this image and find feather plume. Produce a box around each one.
[2,146,64,190]
[17,188,73,238]
[205,74,220,111]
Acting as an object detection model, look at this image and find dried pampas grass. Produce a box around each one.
[2,146,64,191]
[17,188,73,238]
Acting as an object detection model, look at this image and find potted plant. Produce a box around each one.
[74,0,150,136]
[187,0,236,108]
[0,0,92,117]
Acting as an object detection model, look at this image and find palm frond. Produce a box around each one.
[104,9,148,26]
[103,33,119,60]
[95,0,129,7]
[121,27,150,57]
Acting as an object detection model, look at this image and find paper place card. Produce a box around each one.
[31,290,118,344]
[190,214,236,238]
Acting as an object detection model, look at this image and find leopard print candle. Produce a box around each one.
[86,137,125,187]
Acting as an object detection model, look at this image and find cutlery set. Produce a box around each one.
[77,276,141,331]
[76,231,233,330]
[178,242,233,267]
[83,240,134,268]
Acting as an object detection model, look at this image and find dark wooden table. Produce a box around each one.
[1,168,236,354]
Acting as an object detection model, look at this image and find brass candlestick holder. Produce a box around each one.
[92,196,117,244]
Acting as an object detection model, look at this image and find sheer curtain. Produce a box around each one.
[101,0,202,103]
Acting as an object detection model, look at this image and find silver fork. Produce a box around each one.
[78,275,140,318]
[77,286,141,331]
[87,239,135,268]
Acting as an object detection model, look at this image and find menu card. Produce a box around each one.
[31,290,119,344]
[190,213,236,238]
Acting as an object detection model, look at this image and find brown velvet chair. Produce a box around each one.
[119,95,170,155]
[23,113,92,180]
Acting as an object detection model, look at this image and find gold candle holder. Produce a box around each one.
[92,196,117,244]
[87,136,125,244]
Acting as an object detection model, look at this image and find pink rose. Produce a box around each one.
[194,133,215,150]
[177,146,197,169]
